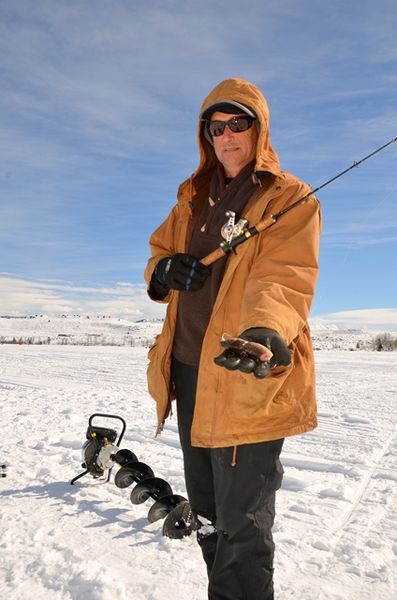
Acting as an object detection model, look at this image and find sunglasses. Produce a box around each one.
[207,115,255,137]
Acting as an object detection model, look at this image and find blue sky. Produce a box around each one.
[1,0,396,328]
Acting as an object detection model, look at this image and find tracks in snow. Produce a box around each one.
[330,430,397,538]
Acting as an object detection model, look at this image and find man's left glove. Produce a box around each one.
[214,327,292,379]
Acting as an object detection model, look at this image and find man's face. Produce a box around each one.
[210,111,258,178]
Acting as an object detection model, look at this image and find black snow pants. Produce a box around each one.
[171,357,284,600]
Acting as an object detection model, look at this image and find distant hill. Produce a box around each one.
[1,314,395,350]
[0,314,163,347]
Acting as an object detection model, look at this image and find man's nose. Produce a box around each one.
[222,125,235,139]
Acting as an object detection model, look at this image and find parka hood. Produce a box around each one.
[196,78,281,180]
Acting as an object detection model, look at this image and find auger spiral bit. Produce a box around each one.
[148,494,188,523]
[162,500,198,539]
[114,449,138,466]
[114,461,154,489]
[130,477,173,505]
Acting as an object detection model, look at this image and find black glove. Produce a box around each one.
[154,253,210,291]
[214,327,291,379]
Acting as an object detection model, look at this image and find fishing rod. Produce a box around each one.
[201,136,397,267]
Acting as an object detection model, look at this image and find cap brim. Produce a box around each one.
[200,100,256,120]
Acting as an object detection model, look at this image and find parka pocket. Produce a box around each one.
[147,335,162,400]
[227,365,294,420]
[147,333,174,410]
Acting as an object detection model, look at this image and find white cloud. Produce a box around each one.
[2,275,396,333]
[312,308,397,331]
[0,275,166,320]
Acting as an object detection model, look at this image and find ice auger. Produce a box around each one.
[71,413,195,538]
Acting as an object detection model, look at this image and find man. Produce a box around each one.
[145,77,321,599]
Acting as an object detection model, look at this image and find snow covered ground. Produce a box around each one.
[0,342,396,599]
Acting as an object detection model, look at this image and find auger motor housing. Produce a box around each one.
[82,425,119,477]
[71,413,127,485]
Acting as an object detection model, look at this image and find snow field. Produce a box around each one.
[0,345,396,599]
[278,352,397,599]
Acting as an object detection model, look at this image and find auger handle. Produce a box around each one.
[88,413,127,447]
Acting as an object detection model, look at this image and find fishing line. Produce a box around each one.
[201,136,397,267]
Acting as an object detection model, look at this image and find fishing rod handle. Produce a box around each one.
[200,247,227,267]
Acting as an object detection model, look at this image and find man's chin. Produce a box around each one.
[222,158,243,175]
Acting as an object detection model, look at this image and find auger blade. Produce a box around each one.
[147,494,187,523]
[114,449,138,466]
[114,461,154,489]
[162,500,198,539]
[130,477,173,505]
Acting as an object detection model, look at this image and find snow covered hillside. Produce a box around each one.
[0,315,163,347]
[1,315,395,351]
[0,341,396,599]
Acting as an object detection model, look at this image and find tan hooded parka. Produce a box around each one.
[145,78,321,448]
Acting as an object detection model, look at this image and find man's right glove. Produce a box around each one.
[154,253,210,291]
[214,327,292,379]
